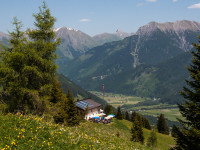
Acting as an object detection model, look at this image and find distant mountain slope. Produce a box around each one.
[0,28,130,68]
[0,31,9,45]
[54,27,131,70]
[65,52,191,104]
[0,41,9,51]
[57,74,106,104]
[60,20,199,104]
[61,20,199,79]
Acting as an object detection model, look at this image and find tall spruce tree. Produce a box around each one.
[157,114,169,135]
[104,104,114,115]
[131,111,137,122]
[0,17,27,113]
[131,117,144,144]
[173,37,200,149]
[125,110,130,121]
[116,106,123,120]
[147,130,157,148]
[143,117,151,130]
[65,90,79,126]
[26,1,60,100]
[0,2,61,115]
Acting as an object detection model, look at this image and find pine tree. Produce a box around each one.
[157,114,169,135]
[65,90,79,126]
[26,1,60,101]
[125,110,130,121]
[104,104,114,115]
[0,2,61,115]
[173,37,200,150]
[0,17,28,113]
[53,97,67,124]
[147,130,157,148]
[143,118,151,130]
[50,79,63,104]
[171,125,178,138]
[131,118,144,144]
[131,111,137,122]
[116,106,123,120]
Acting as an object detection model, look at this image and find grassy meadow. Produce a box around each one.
[139,108,182,122]
[0,113,175,150]
[90,91,147,108]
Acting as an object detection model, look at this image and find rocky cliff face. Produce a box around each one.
[136,20,200,51]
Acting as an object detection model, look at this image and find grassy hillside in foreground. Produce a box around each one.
[0,114,175,150]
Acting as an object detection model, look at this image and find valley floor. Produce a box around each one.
[90,91,182,122]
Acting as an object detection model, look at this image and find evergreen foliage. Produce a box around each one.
[0,17,37,113]
[64,90,79,126]
[131,111,151,130]
[130,117,144,144]
[116,106,123,120]
[157,114,169,135]
[171,125,178,138]
[147,130,157,148]
[173,36,200,150]
[50,79,63,104]
[103,104,114,115]
[142,117,151,130]
[125,110,130,121]
[0,2,61,115]
[131,111,137,122]
[53,90,79,126]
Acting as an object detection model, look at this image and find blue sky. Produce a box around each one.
[1,0,200,36]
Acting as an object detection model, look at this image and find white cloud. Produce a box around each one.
[137,3,144,7]
[146,0,157,2]
[173,0,178,2]
[80,19,91,22]
[188,3,200,9]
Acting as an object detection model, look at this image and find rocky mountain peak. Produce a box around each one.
[137,20,200,36]
[54,26,79,32]
[115,29,130,38]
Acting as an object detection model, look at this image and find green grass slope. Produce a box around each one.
[0,114,175,150]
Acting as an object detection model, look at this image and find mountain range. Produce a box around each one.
[1,20,199,104]
[55,27,131,68]
[0,27,130,67]
[59,20,200,104]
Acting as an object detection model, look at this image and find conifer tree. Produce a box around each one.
[125,110,130,121]
[53,97,67,124]
[173,37,200,150]
[171,125,178,138]
[157,114,169,135]
[147,130,157,148]
[50,79,63,104]
[0,2,61,114]
[116,106,123,120]
[65,90,79,126]
[143,118,151,130]
[26,1,60,102]
[0,17,28,113]
[104,104,114,115]
[131,118,144,144]
[131,111,137,122]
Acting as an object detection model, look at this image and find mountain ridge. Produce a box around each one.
[59,20,200,104]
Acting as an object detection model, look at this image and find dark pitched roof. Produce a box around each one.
[76,98,102,110]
